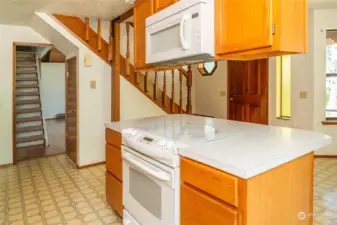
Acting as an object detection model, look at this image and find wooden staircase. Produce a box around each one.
[15,51,46,161]
[53,14,193,115]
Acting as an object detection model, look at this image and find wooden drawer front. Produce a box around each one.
[106,128,121,148]
[181,184,238,225]
[106,172,123,217]
[181,157,239,207]
[106,144,122,181]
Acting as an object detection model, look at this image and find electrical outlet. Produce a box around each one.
[299,91,307,99]
[90,80,96,89]
[220,91,226,97]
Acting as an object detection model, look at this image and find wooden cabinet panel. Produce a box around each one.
[134,0,153,69]
[106,129,121,149]
[181,183,238,225]
[153,0,177,13]
[106,144,122,181]
[215,0,272,55]
[106,172,123,217]
[181,157,238,207]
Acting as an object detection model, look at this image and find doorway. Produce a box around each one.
[227,59,268,124]
[65,57,78,164]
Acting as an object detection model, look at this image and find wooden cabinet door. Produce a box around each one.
[181,184,238,225]
[153,0,177,13]
[227,59,268,125]
[215,0,273,55]
[134,0,153,69]
[106,172,123,217]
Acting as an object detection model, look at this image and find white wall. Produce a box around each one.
[0,24,50,165]
[33,13,111,167]
[40,63,66,119]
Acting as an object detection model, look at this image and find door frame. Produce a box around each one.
[65,56,79,166]
[12,42,53,164]
[226,59,269,124]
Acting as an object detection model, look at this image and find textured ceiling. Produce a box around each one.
[0,0,132,25]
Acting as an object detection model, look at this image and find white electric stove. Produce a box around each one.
[121,115,241,225]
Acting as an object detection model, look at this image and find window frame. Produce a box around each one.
[325,73,337,121]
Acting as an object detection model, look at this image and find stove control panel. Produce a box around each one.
[122,128,178,160]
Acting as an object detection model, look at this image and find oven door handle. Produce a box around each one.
[124,153,171,182]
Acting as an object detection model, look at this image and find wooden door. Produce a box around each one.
[227,59,268,125]
[66,57,77,164]
[215,0,272,55]
[153,0,177,13]
[134,0,152,69]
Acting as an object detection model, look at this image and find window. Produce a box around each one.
[197,61,217,76]
[276,55,291,119]
[326,30,337,120]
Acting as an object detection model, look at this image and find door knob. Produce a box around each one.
[230,98,233,101]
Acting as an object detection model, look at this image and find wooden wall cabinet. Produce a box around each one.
[153,0,177,13]
[105,129,123,217]
[215,0,307,60]
[180,154,314,225]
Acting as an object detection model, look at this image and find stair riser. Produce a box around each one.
[16,88,39,93]
[17,130,43,138]
[16,74,37,78]
[16,112,41,119]
[16,81,38,85]
[16,96,39,101]
[16,104,40,110]
[16,140,44,148]
[17,121,43,128]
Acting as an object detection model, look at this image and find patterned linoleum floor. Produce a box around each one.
[1,155,337,225]
[0,154,122,225]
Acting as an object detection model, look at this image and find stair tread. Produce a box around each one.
[16,70,37,74]
[16,135,44,143]
[16,99,40,105]
[17,51,36,54]
[16,125,44,133]
[16,64,36,67]
[16,116,42,123]
[16,59,35,61]
[16,77,38,81]
[16,107,41,114]
[16,92,39,96]
[16,84,39,88]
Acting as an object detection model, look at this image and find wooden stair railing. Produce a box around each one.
[52,14,192,114]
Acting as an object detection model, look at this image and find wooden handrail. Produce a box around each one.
[171,70,175,113]
[97,18,102,52]
[162,71,167,107]
[85,17,89,42]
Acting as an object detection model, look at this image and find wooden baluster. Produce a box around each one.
[85,17,89,43]
[144,72,148,93]
[186,65,193,114]
[135,71,140,84]
[171,70,175,113]
[179,70,183,113]
[108,21,113,62]
[162,71,167,107]
[126,23,131,76]
[154,72,158,100]
[97,18,102,52]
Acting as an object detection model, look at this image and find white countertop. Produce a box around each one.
[106,115,331,179]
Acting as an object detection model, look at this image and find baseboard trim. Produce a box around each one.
[314,155,337,158]
[77,161,105,169]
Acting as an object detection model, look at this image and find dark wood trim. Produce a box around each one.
[112,22,121,122]
[46,117,65,121]
[322,120,337,125]
[314,155,337,158]
[12,43,17,165]
[14,42,53,47]
[115,8,134,23]
[77,161,106,169]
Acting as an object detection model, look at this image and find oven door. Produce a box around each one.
[123,147,177,225]
[146,3,202,64]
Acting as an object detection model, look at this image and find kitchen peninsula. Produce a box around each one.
[105,115,331,225]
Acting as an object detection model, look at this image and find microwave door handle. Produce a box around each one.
[180,14,191,50]
[124,153,171,182]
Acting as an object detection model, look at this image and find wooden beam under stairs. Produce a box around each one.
[16,116,42,123]
[16,92,40,96]
[16,135,44,144]
[16,125,44,133]
[16,108,41,114]
[16,99,41,105]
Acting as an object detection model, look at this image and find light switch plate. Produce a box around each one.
[84,54,92,67]
[220,91,226,97]
[299,91,307,99]
[90,80,96,89]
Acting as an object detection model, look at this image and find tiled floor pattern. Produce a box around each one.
[0,154,122,225]
[1,155,337,224]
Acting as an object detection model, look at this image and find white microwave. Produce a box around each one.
[146,0,214,66]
